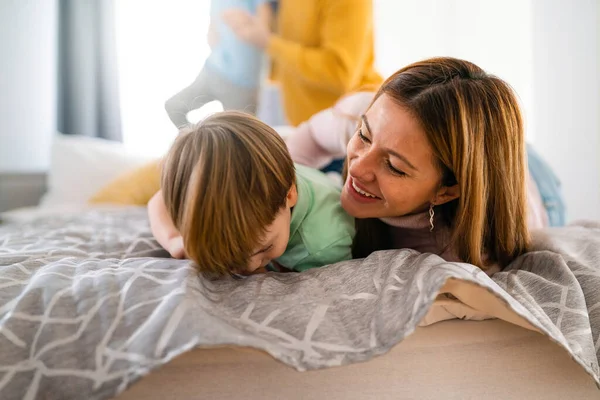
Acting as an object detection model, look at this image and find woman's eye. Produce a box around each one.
[357,128,371,143]
[386,160,407,176]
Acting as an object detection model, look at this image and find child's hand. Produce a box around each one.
[167,236,187,259]
[222,9,270,49]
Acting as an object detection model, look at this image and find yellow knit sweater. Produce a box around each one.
[267,0,382,125]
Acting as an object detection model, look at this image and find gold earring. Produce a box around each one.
[429,203,435,232]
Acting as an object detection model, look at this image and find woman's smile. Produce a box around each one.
[346,176,381,203]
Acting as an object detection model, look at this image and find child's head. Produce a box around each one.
[161,111,298,276]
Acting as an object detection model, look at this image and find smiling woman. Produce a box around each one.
[342,57,530,271]
[343,104,459,220]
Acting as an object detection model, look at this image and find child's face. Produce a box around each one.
[245,186,298,274]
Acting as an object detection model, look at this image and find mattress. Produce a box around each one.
[115,319,598,400]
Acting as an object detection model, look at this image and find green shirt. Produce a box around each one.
[275,164,355,272]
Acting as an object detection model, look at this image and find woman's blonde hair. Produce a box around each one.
[352,57,530,268]
[161,111,295,275]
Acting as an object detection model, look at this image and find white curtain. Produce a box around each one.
[58,0,122,141]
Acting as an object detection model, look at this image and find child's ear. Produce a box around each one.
[286,184,298,208]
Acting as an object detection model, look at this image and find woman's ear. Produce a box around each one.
[286,184,298,208]
[434,184,460,205]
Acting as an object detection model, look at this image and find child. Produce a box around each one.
[164,0,273,128]
[148,111,355,276]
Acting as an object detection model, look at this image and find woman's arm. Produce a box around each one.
[286,92,375,169]
[148,190,186,259]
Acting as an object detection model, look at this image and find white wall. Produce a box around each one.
[0,0,56,172]
[531,0,599,221]
[373,0,535,139]
[373,0,599,222]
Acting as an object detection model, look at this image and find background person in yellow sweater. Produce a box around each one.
[223,0,383,126]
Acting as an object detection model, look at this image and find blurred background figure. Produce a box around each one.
[223,0,383,126]
[164,0,273,128]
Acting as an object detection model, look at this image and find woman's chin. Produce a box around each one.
[341,191,375,219]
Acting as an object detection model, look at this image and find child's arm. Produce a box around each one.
[286,92,374,169]
[148,190,186,259]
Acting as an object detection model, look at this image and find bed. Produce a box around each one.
[1,135,599,400]
[116,320,598,400]
[1,206,599,400]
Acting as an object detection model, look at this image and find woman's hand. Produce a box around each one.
[222,9,270,49]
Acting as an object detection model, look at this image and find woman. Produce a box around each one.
[289,57,539,271]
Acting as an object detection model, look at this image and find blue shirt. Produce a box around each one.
[205,0,267,88]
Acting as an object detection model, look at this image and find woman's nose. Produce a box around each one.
[349,151,376,182]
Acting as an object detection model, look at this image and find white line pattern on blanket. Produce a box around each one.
[0,208,599,399]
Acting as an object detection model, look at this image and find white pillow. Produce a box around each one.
[39,134,156,207]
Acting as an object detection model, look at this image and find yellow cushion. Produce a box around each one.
[89,160,162,205]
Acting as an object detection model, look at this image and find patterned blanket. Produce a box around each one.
[0,208,598,399]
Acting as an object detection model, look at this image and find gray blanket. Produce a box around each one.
[0,208,599,399]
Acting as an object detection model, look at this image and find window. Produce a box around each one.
[115,0,221,156]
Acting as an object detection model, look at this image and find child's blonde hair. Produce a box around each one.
[161,111,295,275]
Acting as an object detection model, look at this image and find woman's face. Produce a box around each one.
[341,94,446,219]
